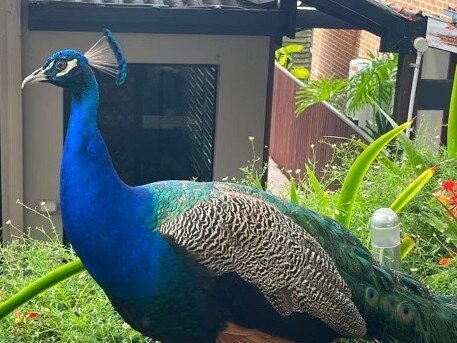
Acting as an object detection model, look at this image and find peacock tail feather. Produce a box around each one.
[146,181,457,343]
[226,183,457,343]
[283,208,457,343]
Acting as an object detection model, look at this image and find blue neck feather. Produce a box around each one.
[60,70,177,299]
[65,75,100,138]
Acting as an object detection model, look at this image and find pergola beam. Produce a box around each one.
[300,0,428,53]
[296,7,359,30]
[28,0,297,38]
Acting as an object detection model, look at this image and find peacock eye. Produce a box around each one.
[55,59,67,71]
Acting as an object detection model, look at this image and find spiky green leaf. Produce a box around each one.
[349,138,401,174]
[390,165,438,213]
[305,164,326,207]
[400,235,416,260]
[289,178,299,205]
[335,121,412,226]
[448,67,457,158]
[370,100,429,174]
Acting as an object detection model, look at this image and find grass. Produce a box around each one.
[0,222,152,342]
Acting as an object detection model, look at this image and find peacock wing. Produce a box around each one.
[156,184,366,338]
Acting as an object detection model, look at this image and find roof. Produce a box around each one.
[30,0,275,9]
[27,0,296,37]
[298,0,428,53]
[27,0,430,53]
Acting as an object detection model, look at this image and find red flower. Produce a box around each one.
[439,257,454,266]
[443,180,457,192]
[25,311,39,320]
[438,180,457,215]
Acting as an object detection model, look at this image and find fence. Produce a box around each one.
[269,64,370,179]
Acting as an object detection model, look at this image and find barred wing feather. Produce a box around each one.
[157,188,366,338]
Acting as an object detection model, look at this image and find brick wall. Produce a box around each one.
[358,31,380,58]
[311,0,456,78]
[283,30,313,69]
[311,29,361,78]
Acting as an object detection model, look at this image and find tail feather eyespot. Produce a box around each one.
[365,287,379,307]
[396,302,415,324]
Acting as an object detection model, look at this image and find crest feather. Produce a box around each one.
[84,29,127,85]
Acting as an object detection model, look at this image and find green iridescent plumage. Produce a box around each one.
[145,181,457,342]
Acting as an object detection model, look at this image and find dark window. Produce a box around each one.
[64,64,218,186]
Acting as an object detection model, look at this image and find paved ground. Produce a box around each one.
[267,157,289,196]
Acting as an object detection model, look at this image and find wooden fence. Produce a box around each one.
[269,64,370,178]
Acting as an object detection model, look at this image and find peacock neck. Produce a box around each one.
[61,72,129,242]
[68,77,99,133]
[62,73,123,188]
[60,73,169,297]
[65,74,102,153]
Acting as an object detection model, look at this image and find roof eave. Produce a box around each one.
[27,0,297,38]
[300,0,428,53]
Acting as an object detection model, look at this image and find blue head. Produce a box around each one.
[22,29,127,91]
[22,49,92,90]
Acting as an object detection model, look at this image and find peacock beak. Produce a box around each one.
[21,67,48,89]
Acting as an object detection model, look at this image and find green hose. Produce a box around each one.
[0,259,85,319]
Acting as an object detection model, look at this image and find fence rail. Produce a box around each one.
[269,64,369,178]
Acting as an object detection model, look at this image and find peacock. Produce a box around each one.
[21,30,457,343]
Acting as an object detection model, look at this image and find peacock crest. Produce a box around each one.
[84,29,127,86]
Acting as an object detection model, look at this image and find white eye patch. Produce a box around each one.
[43,61,55,73]
[56,58,78,77]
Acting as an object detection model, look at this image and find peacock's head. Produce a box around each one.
[22,50,91,89]
[22,29,127,90]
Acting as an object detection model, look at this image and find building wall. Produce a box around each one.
[311,29,361,78]
[311,0,456,78]
[0,0,23,244]
[283,30,313,69]
[21,31,271,240]
[357,30,380,58]
[416,48,452,148]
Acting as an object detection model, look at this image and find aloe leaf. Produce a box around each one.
[370,99,428,174]
[289,178,299,205]
[398,134,428,174]
[349,138,401,174]
[389,165,438,213]
[305,164,326,208]
[335,121,412,226]
[448,67,457,158]
[400,235,416,260]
